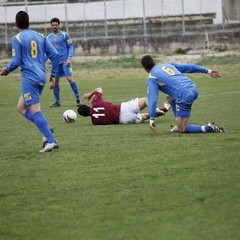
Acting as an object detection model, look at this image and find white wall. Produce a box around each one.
[0,0,223,24]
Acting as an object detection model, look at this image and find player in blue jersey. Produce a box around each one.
[141,55,226,133]
[0,11,60,152]
[47,17,81,107]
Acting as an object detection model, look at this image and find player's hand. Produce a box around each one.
[66,59,71,66]
[0,68,8,76]
[83,93,91,101]
[210,70,220,78]
[150,120,157,132]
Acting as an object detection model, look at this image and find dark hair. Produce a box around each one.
[16,11,29,29]
[141,55,155,70]
[78,104,90,117]
[50,18,60,25]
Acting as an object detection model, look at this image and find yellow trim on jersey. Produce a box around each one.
[148,73,165,86]
[15,33,22,43]
[157,82,165,87]
[148,73,156,79]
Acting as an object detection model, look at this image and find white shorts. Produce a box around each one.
[119,98,142,124]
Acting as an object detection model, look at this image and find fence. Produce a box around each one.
[0,0,240,57]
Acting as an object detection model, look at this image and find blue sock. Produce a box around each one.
[32,111,55,143]
[53,85,60,104]
[25,109,34,123]
[185,125,213,133]
[70,81,80,101]
[169,101,176,118]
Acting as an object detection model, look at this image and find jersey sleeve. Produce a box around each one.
[170,63,208,74]
[147,78,159,120]
[45,37,59,76]
[92,92,103,103]
[6,36,22,73]
[65,33,73,59]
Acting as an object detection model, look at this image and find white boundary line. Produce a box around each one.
[199,91,240,97]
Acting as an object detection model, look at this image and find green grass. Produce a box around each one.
[0,56,240,240]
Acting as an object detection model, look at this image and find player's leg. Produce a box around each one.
[50,77,61,107]
[176,96,225,133]
[64,64,81,106]
[137,97,148,110]
[177,115,221,133]
[167,95,176,117]
[175,101,210,133]
[140,113,149,121]
[67,75,81,106]
[22,80,58,151]
[137,97,167,117]
[17,96,35,123]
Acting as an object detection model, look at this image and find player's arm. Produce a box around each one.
[1,37,22,76]
[83,87,103,101]
[45,37,59,78]
[171,63,220,77]
[66,33,73,66]
[147,78,159,132]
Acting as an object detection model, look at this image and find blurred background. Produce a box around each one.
[0,0,239,58]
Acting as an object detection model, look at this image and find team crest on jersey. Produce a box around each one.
[24,92,32,101]
[176,104,180,112]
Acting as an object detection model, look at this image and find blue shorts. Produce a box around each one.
[21,78,44,106]
[57,63,73,78]
[175,88,198,118]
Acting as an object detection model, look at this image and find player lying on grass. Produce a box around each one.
[141,55,226,133]
[77,87,170,125]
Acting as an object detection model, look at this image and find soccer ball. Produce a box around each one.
[63,109,77,123]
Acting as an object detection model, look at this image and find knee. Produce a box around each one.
[166,95,174,103]
[67,77,74,83]
[178,128,185,133]
[178,125,188,133]
[17,104,25,115]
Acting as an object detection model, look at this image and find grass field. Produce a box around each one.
[0,54,240,240]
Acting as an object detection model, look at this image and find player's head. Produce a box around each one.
[78,104,90,117]
[15,11,29,29]
[50,18,60,33]
[50,17,60,25]
[141,55,155,73]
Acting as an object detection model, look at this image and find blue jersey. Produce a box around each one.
[47,31,73,63]
[147,63,209,119]
[6,29,59,85]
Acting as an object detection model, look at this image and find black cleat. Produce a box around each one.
[50,102,61,108]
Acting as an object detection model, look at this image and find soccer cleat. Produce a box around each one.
[155,108,165,117]
[164,102,171,110]
[42,127,54,148]
[170,125,179,132]
[50,102,61,108]
[39,141,59,153]
[76,100,81,107]
[207,122,226,133]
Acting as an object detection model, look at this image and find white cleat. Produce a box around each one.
[170,125,179,132]
[42,127,54,148]
[164,102,171,110]
[207,122,226,133]
[39,142,59,153]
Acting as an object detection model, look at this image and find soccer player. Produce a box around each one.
[141,54,226,133]
[77,87,169,125]
[0,11,59,153]
[47,17,81,107]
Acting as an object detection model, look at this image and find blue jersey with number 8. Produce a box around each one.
[6,29,59,85]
